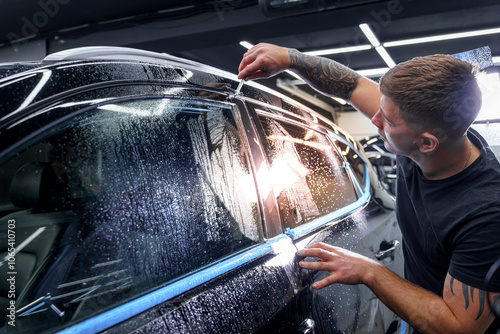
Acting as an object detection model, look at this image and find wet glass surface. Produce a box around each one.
[0,98,261,333]
[257,115,357,229]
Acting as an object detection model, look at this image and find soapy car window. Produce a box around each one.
[0,98,261,333]
[257,116,357,229]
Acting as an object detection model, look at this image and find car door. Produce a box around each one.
[0,90,312,334]
[243,97,404,334]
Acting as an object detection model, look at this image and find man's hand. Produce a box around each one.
[297,242,380,288]
[238,43,291,80]
[298,243,498,333]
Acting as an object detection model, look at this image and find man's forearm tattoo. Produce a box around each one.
[288,49,362,101]
[450,277,487,320]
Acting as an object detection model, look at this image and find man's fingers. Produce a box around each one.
[299,259,324,270]
[312,276,338,289]
[297,247,331,260]
[307,242,339,253]
[238,43,287,80]
[238,56,267,80]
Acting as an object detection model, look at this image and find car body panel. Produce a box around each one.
[0,47,403,334]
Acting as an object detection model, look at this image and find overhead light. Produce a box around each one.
[359,23,380,47]
[384,27,500,48]
[357,67,390,77]
[375,46,396,68]
[331,97,347,105]
[493,57,500,65]
[358,23,395,69]
[239,41,254,50]
[304,45,371,56]
[284,70,303,81]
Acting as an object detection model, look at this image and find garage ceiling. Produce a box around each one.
[2,0,500,115]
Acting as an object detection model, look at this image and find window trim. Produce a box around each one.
[6,95,267,334]
[284,130,370,240]
[56,235,290,334]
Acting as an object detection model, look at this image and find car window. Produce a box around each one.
[334,138,366,196]
[255,112,357,229]
[0,98,261,333]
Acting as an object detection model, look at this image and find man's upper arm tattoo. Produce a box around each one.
[491,295,500,316]
[450,277,487,320]
[288,49,362,101]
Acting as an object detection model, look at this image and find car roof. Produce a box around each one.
[0,46,346,153]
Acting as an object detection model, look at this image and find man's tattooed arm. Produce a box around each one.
[450,276,499,321]
[288,48,362,101]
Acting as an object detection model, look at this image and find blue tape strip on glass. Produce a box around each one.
[399,320,408,334]
[57,235,289,334]
[452,46,493,70]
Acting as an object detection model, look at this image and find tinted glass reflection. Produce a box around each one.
[0,98,261,333]
[257,116,357,229]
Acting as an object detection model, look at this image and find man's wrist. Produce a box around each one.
[361,259,385,288]
[287,48,300,70]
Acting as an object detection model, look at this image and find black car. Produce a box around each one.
[0,47,403,334]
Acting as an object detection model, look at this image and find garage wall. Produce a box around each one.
[0,39,46,62]
[336,111,379,140]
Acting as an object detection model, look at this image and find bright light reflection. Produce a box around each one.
[304,129,314,141]
[14,70,52,112]
[256,162,272,198]
[476,72,500,121]
[98,99,169,116]
[269,152,309,195]
[238,173,258,203]
[268,135,332,151]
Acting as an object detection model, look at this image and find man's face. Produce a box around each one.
[371,95,420,156]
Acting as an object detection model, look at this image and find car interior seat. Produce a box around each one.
[0,162,79,328]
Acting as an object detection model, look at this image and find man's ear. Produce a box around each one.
[419,132,439,153]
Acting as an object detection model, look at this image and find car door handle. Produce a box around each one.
[297,318,315,334]
[375,239,400,260]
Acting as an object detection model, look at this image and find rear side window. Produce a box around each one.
[333,137,367,196]
[0,98,261,333]
[256,113,357,229]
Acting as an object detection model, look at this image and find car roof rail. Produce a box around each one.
[42,46,239,80]
[44,46,182,63]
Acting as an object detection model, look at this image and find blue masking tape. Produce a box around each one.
[57,235,289,334]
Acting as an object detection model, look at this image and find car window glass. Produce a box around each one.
[256,114,357,229]
[335,139,366,193]
[0,98,261,333]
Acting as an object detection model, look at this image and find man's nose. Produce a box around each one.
[371,110,383,129]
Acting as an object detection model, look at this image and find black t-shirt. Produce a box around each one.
[396,128,500,296]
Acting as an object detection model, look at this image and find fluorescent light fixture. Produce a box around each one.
[331,97,347,105]
[285,69,304,81]
[375,46,396,68]
[359,23,380,47]
[384,27,500,47]
[304,44,371,56]
[493,56,500,65]
[239,41,254,49]
[357,67,389,77]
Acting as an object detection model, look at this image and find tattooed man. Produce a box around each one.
[238,43,500,334]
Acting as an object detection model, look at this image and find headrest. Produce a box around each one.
[9,162,71,210]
